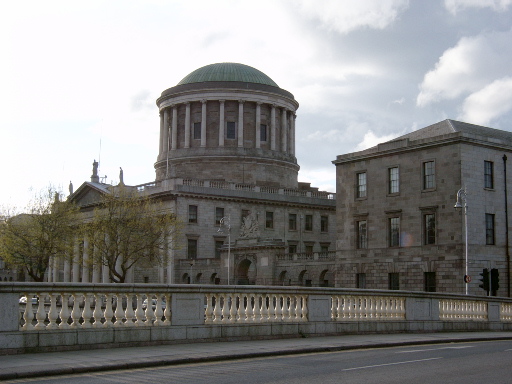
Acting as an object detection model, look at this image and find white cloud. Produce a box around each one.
[459,77,512,125]
[445,0,512,14]
[417,29,512,106]
[355,131,401,151]
[297,0,409,34]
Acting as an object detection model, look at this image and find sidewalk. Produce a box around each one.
[1,331,512,381]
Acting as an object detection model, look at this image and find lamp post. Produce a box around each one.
[454,188,469,295]
[217,216,231,285]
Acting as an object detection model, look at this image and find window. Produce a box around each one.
[305,244,314,254]
[356,273,366,289]
[320,216,328,232]
[288,243,297,254]
[388,273,400,290]
[226,122,236,139]
[260,124,268,142]
[424,272,436,292]
[193,122,201,140]
[215,240,224,259]
[388,167,399,194]
[357,172,367,198]
[389,217,400,247]
[289,213,297,231]
[215,207,225,225]
[265,211,274,229]
[424,213,436,245]
[320,244,329,254]
[486,213,495,245]
[484,161,494,189]
[187,239,197,259]
[423,161,435,189]
[188,205,198,223]
[305,214,313,231]
[357,220,367,249]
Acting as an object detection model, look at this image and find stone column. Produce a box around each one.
[163,109,170,154]
[52,256,58,282]
[159,112,164,155]
[72,240,80,283]
[238,100,245,147]
[63,257,70,282]
[219,100,225,147]
[290,113,296,156]
[271,104,276,150]
[171,105,178,150]
[82,237,89,283]
[281,108,288,152]
[256,102,262,149]
[47,257,53,282]
[184,102,191,148]
[201,99,207,147]
[167,248,174,284]
[91,245,100,283]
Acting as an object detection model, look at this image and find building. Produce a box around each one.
[333,119,512,296]
[63,63,337,286]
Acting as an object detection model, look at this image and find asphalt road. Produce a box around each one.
[3,340,512,384]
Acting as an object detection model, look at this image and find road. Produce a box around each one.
[3,340,512,384]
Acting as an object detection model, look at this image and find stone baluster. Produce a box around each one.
[331,296,337,320]
[282,295,290,321]
[81,294,93,328]
[22,293,35,331]
[145,295,156,326]
[269,294,277,321]
[237,294,246,322]
[275,294,283,321]
[46,293,59,329]
[399,298,406,319]
[261,295,269,323]
[369,297,376,319]
[59,294,71,329]
[228,294,236,324]
[153,295,164,326]
[34,293,47,330]
[213,293,222,323]
[253,294,262,322]
[221,294,229,323]
[114,294,125,327]
[92,293,103,327]
[205,294,214,323]
[70,293,82,328]
[124,295,135,326]
[103,293,114,327]
[289,295,296,321]
[135,294,145,326]
[245,294,254,322]
[301,295,308,321]
[163,294,171,325]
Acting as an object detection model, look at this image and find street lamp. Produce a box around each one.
[454,188,469,295]
[217,216,231,285]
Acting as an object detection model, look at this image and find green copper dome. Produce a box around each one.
[177,63,279,88]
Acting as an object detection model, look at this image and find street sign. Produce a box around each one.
[464,275,471,283]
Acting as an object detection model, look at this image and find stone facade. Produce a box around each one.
[333,119,512,296]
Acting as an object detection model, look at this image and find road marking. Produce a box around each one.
[396,346,474,353]
[342,357,443,371]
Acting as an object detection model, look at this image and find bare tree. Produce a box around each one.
[83,186,181,283]
[0,187,78,282]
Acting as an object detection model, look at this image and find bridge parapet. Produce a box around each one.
[1,283,512,354]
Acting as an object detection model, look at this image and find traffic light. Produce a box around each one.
[479,268,489,292]
[491,268,500,294]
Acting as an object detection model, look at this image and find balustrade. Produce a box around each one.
[439,299,487,320]
[331,295,406,320]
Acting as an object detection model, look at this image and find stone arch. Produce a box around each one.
[182,273,190,284]
[278,270,289,286]
[210,273,218,284]
[319,269,332,287]
[298,269,311,286]
[195,273,202,284]
[237,258,256,285]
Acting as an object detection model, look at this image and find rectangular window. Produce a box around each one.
[305,244,314,254]
[388,272,400,290]
[357,172,367,198]
[388,167,399,194]
[187,239,197,259]
[424,272,436,292]
[389,217,400,247]
[260,124,268,142]
[424,213,436,245]
[288,213,297,230]
[215,240,224,259]
[357,220,367,249]
[288,243,297,254]
[188,205,198,223]
[484,161,494,189]
[193,122,201,140]
[226,122,236,139]
[305,214,313,231]
[265,211,274,229]
[320,216,328,232]
[423,161,435,189]
[486,213,495,245]
[356,273,366,289]
[215,207,224,225]
[320,245,329,253]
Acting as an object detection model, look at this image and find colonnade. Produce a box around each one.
[158,100,296,156]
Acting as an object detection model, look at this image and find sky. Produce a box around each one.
[2,0,512,209]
